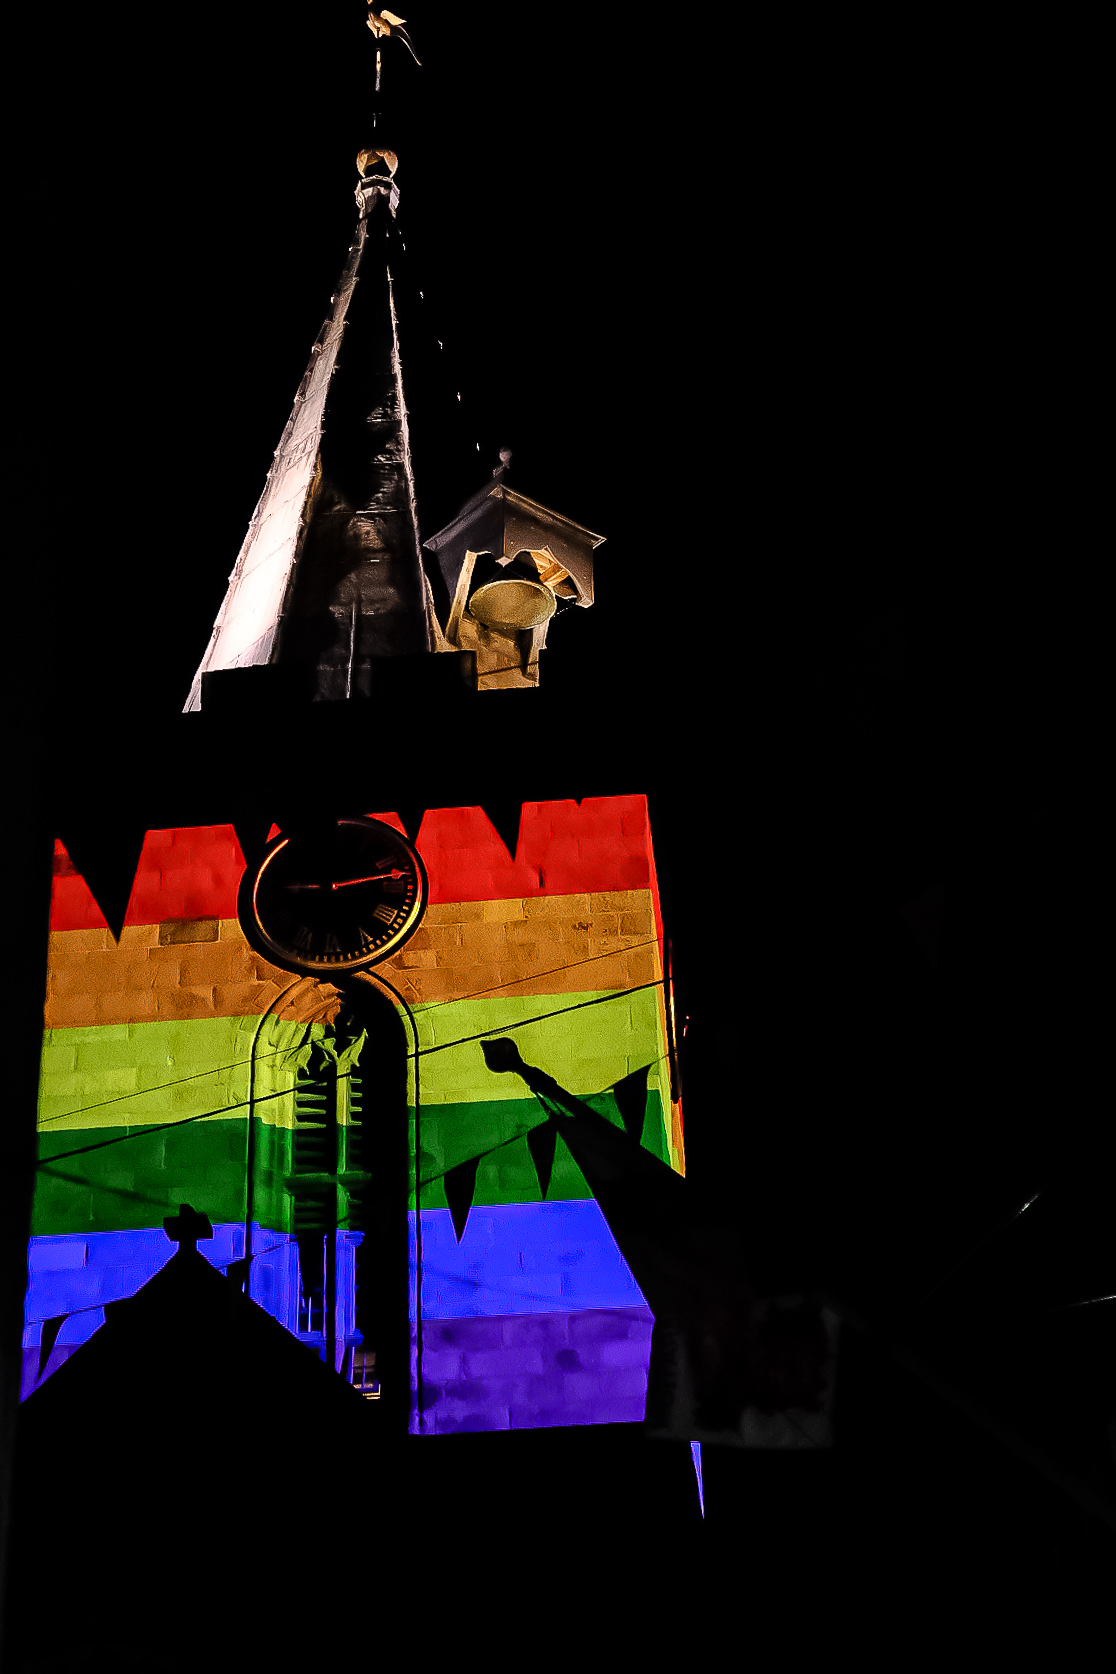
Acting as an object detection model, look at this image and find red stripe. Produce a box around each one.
[49,798,658,930]
[50,842,110,932]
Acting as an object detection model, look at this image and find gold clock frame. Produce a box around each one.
[240,817,428,976]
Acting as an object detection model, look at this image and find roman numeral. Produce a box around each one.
[373,903,395,924]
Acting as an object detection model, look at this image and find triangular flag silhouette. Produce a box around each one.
[612,1064,651,1142]
[526,1119,559,1199]
[444,1156,480,1242]
[37,1316,67,1383]
[479,801,523,862]
[58,822,148,941]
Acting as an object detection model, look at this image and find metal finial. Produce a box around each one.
[481,1037,524,1074]
[163,1203,214,1252]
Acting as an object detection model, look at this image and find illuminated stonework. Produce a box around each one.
[29,798,685,1435]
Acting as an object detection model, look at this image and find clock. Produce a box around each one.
[239,817,427,974]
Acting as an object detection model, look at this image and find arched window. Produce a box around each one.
[252,977,408,1417]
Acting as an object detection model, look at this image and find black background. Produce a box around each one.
[6,0,1111,1631]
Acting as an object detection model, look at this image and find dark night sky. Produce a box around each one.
[7,1,1111,1584]
[18,3,1082,728]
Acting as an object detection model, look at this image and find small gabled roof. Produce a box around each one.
[423,480,605,560]
[20,1220,365,1432]
[425,482,603,596]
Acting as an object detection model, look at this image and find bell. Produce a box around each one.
[468,579,557,630]
[422,473,603,687]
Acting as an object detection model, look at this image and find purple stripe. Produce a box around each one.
[411,1305,655,1433]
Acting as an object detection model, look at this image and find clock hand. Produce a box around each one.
[329,870,407,890]
[283,870,406,893]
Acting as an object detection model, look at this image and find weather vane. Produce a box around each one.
[367,6,421,109]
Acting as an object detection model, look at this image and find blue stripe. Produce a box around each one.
[408,1198,648,1318]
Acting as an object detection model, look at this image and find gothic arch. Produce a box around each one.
[244,974,410,1413]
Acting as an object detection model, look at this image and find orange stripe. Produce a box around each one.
[44,892,661,1028]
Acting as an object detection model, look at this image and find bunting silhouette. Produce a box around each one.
[36,1315,67,1383]
[611,1063,651,1142]
[526,1117,559,1199]
[444,1155,480,1242]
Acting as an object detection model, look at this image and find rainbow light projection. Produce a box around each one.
[27,797,684,1433]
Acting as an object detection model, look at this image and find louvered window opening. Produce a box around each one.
[293,1040,340,1342]
[290,1016,370,1354]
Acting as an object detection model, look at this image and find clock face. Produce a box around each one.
[241,818,427,974]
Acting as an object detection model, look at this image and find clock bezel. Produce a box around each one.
[239,817,428,975]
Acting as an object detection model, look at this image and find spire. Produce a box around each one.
[185,16,436,711]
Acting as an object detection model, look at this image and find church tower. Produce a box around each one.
[20,9,703,1453]
[11,30,839,1640]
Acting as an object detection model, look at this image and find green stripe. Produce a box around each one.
[38,988,669,1134]
[33,1089,671,1234]
[35,1119,253,1235]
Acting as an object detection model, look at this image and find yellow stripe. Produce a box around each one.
[409,987,670,1106]
[37,986,671,1134]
